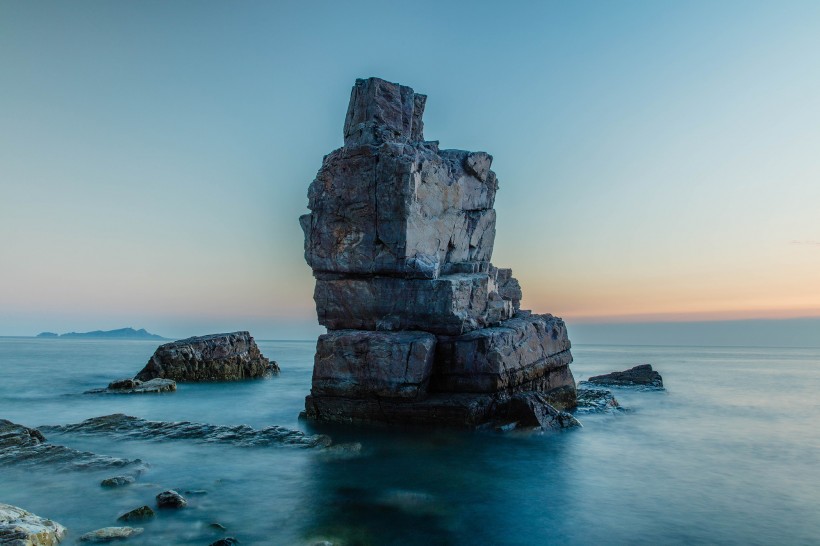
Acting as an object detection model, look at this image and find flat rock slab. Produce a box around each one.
[0,503,66,546]
[433,313,574,394]
[314,273,513,336]
[587,364,664,389]
[86,378,176,394]
[312,330,436,399]
[135,331,278,382]
[79,527,143,543]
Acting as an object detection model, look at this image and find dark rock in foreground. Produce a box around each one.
[498,392,581,430]
[43,414,331,449]
[0,503,67,545]
[210,539,239,546]
[135,331,278,382]
[117,506,154,522]
[156,490,187,509]
[587,364,664,389]
[0,419,142,470]
[85,378,177,395]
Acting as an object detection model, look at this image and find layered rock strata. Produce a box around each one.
[300,78,576,427]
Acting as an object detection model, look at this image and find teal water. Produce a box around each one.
[1,338,819,545]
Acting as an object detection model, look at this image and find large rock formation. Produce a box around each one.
[0,503,66,546]
[134,332,278,382]
[299,78,576,428]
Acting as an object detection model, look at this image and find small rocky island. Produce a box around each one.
[299,77,577,429]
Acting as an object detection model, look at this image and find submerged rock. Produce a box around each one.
[574,387,623,414]
[86,378,176,395]
[498,392,581,430]
[117,506,154,522]
[0,419,141,470]
[0,503,67,546]
[43,414,331,449]
[209,539,239,546]
[101,476,135,488]
[78,527,143,542]
[587,364,664,389]
[134,331,278,382]
[300,77,577,427]
[156,490,186,509]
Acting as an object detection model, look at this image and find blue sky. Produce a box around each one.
[1,1,819,344]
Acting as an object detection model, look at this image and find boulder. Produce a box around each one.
[155,490,186,508]
[134,332,277,382]
[78,527,142,542]
[587,364,663,389]
[100,476,134,488]
[209,539,239,546]
[575,387,623,414]
[498,392,581,430]
[0,503,66,546]
[312,330,436,399]
[117,506,154,522]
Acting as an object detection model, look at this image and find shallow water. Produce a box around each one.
[1,338,819,545]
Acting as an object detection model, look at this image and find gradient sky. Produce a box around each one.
[1,1,819,341]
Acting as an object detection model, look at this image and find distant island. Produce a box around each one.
[36,328,168,340]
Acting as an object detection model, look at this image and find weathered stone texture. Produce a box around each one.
[311,330,436,399]
[299,78,577,429]
[135,332,277,382]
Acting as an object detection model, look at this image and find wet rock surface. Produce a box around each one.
[100,476,135,488]
[155,490,186,509]
[0,419,141,470]
[587,364,664,389]
[498,392,581,430]
[42,414,331,448]
[135,331,278,382]
[116,506,154,522]
[574,387,624,414]
[209,538,239,546]
[78,527,143,542]
[300,78,577,428]
[0,503,67,546]
[85,378,176,395]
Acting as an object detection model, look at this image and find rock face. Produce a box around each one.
[300,78,577,428]
[134,332,278,382]
[587,364,664,389]
[0,503,66,546]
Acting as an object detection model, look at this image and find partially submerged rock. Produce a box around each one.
[575,387,623,414]
[78,527,143,542]
[209,539,239,546]
[0,419,141,470]
[0,503,66,546]
[117,506,154,522]
[135,331,278,382]
[86,378,176,395]
[498,392,581,430]
[156,490,186,509]
[587,364,664,389]
[100,476,135,488]
[43,414,331,448]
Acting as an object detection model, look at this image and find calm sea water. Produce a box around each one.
[1,338,819,545]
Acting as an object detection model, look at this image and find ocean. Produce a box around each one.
[1,338,819,545]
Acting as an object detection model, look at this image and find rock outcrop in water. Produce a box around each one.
[43,414,331,449]
[299,77,577,428]
[0,419,141,470]
[86,378,177,395]
[0,503,66,546]
[587,364,664,389]
[134,332,278,382]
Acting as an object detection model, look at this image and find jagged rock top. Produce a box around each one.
[344,77,426,146]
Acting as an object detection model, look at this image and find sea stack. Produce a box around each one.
[299,77,576,427]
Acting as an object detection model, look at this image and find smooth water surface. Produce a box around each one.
[1,338,819,545]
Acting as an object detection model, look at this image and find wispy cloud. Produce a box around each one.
[790,240,820,246]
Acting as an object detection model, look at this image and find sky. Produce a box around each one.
[1,1,819,345]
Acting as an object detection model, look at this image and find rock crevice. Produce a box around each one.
[300,78,576,428]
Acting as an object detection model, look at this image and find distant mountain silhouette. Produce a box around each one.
[36,328,167,340]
